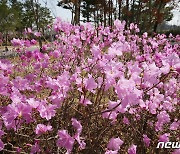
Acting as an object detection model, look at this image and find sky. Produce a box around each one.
[40,0,180,25]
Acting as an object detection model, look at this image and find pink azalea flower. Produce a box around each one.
[174,63,180,74]
[31,39,37,45]
[80,96,92,106]
[114,19,125,32]
[102,111,118,120]
[71,118,82,135]
[12,76,31,91]
[57,130,75,153]
[71,118,86,149]
[0,140,4,151]
[143,134,151,147]
[159,133,170,142]
[34,32,41,37]
[107,137,123,151]
[26,28,32,34]
[30,142,40,154]
[2,103,32,130]
[84,74,97,92]
[123,117,130,125]
[11,38,24,46]
[0,60,13,71]
[38,104,56,120]
[172,149,180,154]
[128,144,137,154]
[27,98,40,109]
[35,124,52,135]
[105,150,118,154]
[155,111,170,131]
[170,121,179,130]
[0,73,9,96]
[24,40,31,47]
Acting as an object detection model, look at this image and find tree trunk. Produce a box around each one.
[108,0,111,26]
[71,6,74,24]
[153,0,163,33]
[110,0,113,27]
[118,0,122,20]
[137,0,142,25]
[148,0,152,32]
[32,0,42,52]
[74,0,81,25]
[104,0,107,26]
[126,0,129,25]
[131,0,135,23]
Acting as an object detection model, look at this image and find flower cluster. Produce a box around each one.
[0,18,179,153]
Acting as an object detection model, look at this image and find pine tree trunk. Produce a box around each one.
[74,0,80,25]
[118,0,122,20]
[147,0,152,32]
[126,0,129,25]
[153,0,163,33]
[104,0,106,26]
[108,0,111,26]
[110,0,113,27]
[131,0,135,23]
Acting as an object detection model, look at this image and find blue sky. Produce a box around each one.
[40,0,180,25]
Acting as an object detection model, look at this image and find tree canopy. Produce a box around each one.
[0,0,53,44]
[58,0,178,32]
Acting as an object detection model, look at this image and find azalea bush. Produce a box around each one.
[0,18,179,154]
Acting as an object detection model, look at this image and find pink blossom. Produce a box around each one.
[107,137,123,151]
[24,40,31,47]
[26,28,32,34]
[0,140,4,151]
[102,111,118,120]
[123,117,130,125]
[35,124,52,135]
[38,104,56,120]
[71,118,86,149]
[12,76,31,91]
[143,134,151,147]
[156,111,170,131]
[85,74,97,92]
[80,96,92,106]
[71,118,82,135]
[27,98,40,109]
[34,32,41,37]
[108,46,122,56]
[0,60,13,71]
[0,17,179,153]
[0,73,9,96]
[105,150,118,154]
[11,38,24,46]
[170,121,179,130]
[57,130,75,153]
[114,19,125,32]
[172,149,180,154]
[128,144,137,154]
[30,142,40,154]
[2,103,32,130]
[31,39,37,45]
[174,63,180,74]
[159,133,170,142]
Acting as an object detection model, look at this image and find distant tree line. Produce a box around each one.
[0,0,53,45]
[57,0,178,33]
[157,22,180,35]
